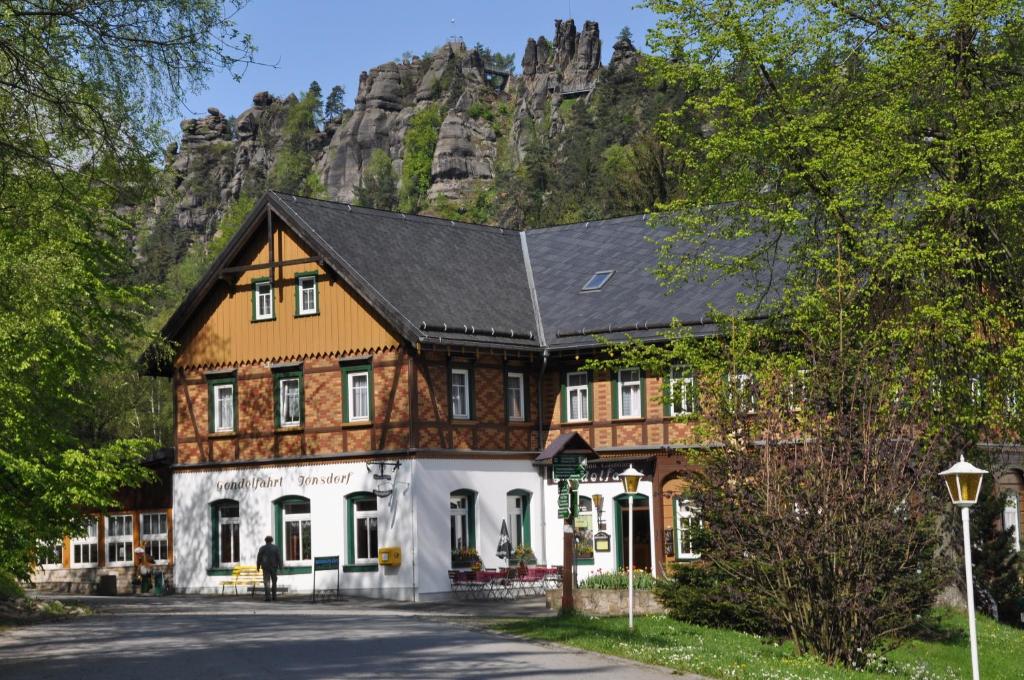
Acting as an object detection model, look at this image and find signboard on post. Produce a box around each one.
[312,555,340,602]
[553,454,587,481]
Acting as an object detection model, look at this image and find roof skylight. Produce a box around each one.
[581,270,614,291]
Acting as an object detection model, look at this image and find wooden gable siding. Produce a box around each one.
[176,214,399,368]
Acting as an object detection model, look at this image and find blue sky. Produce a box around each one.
[174,1,658,127]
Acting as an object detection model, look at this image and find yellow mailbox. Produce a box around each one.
[378,547,401,566]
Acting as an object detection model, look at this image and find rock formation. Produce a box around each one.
[154,18,615,241]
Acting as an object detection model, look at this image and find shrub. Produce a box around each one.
[654,561,775,635]
[579,568,658,591]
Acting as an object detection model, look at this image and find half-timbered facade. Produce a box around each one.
[135,191,1024,600]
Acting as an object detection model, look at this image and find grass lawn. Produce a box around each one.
[494,608,1023,680]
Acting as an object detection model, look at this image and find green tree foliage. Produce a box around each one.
[308,80,323,126]
[968,477,1024,626]
[324,84,346,122]
[0,1,256,587]
[267,86,323,195]
[399,105,443,213]
[354,148,399,211]
[595,0,1024,665]
[473,42,516,73]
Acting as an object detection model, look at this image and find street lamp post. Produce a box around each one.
[939,456,988,680]
[620,465,642,631]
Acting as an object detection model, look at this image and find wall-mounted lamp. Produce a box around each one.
[593,493,605,530]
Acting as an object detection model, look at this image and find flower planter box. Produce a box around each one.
[544,588,668,616]
[451,558,481,570]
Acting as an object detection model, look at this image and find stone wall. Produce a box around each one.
[545,588,667,616]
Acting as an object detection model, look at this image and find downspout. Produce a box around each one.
[537,348,549,565]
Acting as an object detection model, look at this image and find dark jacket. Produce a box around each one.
[256,543,283,574]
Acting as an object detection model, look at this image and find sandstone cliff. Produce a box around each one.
[154,18,636,242]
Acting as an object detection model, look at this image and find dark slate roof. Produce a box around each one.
[159,192,788,362]
[271,193,540,350]
[523,214,788,350]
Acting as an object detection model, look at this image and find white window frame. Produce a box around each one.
[213,383,235,433]
[728,373,756,414]
[617,368,642,419]
[283,500,312,564]
[451,368,470,420]
[279,376,302,427]
[506,372,525,422]
[218,503,241,567]
[71,518,99,567]
[297,275,318,316]
[507,494,525,547]
[347,370,370,422]
[141,512,169,564]
[566,371,590,422]
[106,514,134,566]
[674,498,702,560]
[450,494,470,551]
[353,496,379,564]
[38,540,63,567]
[1005,491,1021,553]
[789,369,809,412]
[254,280,273,320]
[669,367,695,416]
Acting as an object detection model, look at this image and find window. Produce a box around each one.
[574,496,595,561]
[582,270,614,291]
[674,498,702,559]
[71,518,99,567]
[38,541,63,567]
[207,373,237,433]
[1005,492,1021,553]
[349,494,379,564]
[728,373,756,414]
[506,492,531,548]
[214,502,241,567]
[506,371,526,421]
[450,367,472,420]
[252,278,273,321]
[343,363,372,423]
[616,368,643,419]
[295,273,318,316]
[282,498,312,563]
[668,367,696,416]
[274,368,303,428]
[141,512,168,564]
[565,371,590,422]
[106,514,133,566]
[450,491,476,554]
[789,369,809,411]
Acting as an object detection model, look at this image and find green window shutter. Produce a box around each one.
[502,370,509,421]
[522,493,532,548]
[587,371,594,421]
[639,369,647,418]
[299,371,305,425]
[469,367,476,420]
[560,371,567,423]
[663,371,673,417]
[273,373,280,428]
[210,504,219,568]
[273,500,283,547]
[468,491,477,549]
[523,373,530,422]
[611,370,619,420]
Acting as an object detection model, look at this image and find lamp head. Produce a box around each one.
[938,456,988,507]
[620,465,642,494]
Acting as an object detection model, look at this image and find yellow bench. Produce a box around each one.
[220,565,262,596]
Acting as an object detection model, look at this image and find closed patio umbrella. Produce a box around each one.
[496,519,514,567]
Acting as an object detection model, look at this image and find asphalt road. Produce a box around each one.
[0,596,689,680]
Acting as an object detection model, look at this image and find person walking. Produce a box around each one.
[256,535,283,601]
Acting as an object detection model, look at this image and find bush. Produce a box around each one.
[654,561,775,635]
[0,571,24,601]
[579,568,658,591]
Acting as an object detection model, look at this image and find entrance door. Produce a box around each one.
[616,496,651,571]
